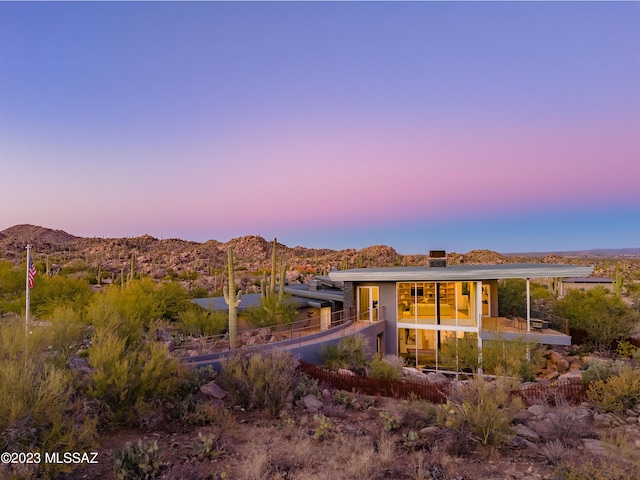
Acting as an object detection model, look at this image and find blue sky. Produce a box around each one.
[1,2,639,254]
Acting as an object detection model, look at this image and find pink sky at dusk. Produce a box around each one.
[1,2,639,254]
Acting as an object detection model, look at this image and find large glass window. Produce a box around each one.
[397,281,477,325]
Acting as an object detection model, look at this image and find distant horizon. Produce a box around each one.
[2,223,639,258]
[2,2,639,254]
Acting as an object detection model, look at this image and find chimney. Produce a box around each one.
[428,250,447,268]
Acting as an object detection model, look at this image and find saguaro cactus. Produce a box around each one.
[261,238,287,307]
[223,247,242,349]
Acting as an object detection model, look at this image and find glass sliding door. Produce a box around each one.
[357,286,379,322]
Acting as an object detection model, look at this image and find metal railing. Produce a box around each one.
[174,308,368,357]
[513,305,570,335]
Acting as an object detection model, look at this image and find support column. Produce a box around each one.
[526,278,531,332]
[476,281,483,375]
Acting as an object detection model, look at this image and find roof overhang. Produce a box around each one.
[328,263,594,282]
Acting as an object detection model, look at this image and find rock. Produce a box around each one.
[321,389,332,399]
[593,413,616,429]
[626,416,638,424]
[527,404,547,418]
[200,381,227,400]
[508,435,540,454]
[338,368,355,377]
[419,426,441,436]
[569,407,593,423]
[164,340,176,352]
[569,358,584,371]
[581,438,609,457]
[514,423,540,442]
[545,371,561,382]
[402,367,427,379]
[302,394,323,412]
[558,370,583,382]
[426,372,449,384]
[547,351,570,373]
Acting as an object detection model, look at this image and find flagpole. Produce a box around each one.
[26,244,31,340]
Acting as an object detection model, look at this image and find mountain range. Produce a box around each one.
[1,225,638,293]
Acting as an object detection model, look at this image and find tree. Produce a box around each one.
[553,287,639,349]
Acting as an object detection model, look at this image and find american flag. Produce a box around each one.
[28,257,37,288]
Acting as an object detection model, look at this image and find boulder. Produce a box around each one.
[338,368,355,377]
[558,370,583,382]
[200,381,227,400]
[514,423,540,442]
[527,404,547,418]
[426,372,450,384]
[302,394,323,412]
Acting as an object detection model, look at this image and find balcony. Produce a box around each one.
[480,307,571,346]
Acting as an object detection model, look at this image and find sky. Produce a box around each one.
[1,2,639,255]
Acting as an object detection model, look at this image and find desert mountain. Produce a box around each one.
[1,225,637,294]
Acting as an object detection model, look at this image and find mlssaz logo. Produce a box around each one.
[44,452,99,464]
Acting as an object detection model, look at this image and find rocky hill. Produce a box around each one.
[1,224,638,294]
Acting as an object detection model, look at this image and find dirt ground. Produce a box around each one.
[57,395,564,480]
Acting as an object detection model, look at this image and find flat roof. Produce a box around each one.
[563,277,612,283]
[328,263,594,282]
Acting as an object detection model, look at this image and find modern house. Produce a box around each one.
[561,277,613,295]
[328,253,594,371]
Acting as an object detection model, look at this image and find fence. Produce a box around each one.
[513,379,587,406]
[298,360,450,403]
[298,360,587,406]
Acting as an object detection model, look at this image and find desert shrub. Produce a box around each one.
[482,338,544,381]
[154,280,189,320]
[553,287,639,349]
[581,358,626,384]
[320,334,369,372]
[85,295,142,346]
[245,293,298,327]
[220,349,298,416]
[498,279,553,317]
[0,333,97,480]
[616,340,638,359]
[400,397,437,430]
[45,305,88,367]
[437,376,522,446]
[87,326,183,424]
[292,374,321,401]
[438,333,480,373]
[369,354,404,380]
[28,274,94,318]
[177,305,227,337]
[0,260,26,314]
[112,439,163,480]
[587,364,640,414]
[554,457,636,480]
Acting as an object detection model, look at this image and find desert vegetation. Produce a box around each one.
[2,226,640,479]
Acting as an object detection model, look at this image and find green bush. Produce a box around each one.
[369,354,404,380]
[320,334,369,372]
[437,376,522,447]
[178,306,227,337]
[245,293,298,327]
[220,349,298,416]
[0,320,97,475]
[553,287,639,349]
[481,337,544,381]
[587,365,640,414]
[581,359,626,384]
[554,457,637,480]
[87,326,183,424]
